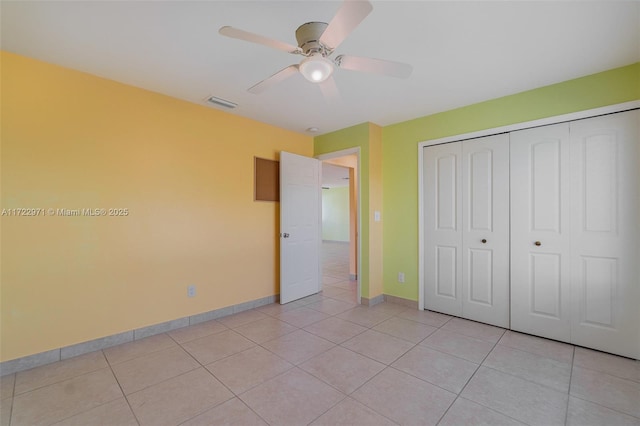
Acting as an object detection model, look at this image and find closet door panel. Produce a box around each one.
[462,134,510,328]
[424,143,463,316]
[510,123,571,342]
[570,110,639,359]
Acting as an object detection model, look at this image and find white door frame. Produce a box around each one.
[418,100,640,310]
[317,147,362,305]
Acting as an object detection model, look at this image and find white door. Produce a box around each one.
[280,151,321,304]
[569,110,639,359]
[510,123,572,341]
[424,143,463,316]
[462,134,510,328]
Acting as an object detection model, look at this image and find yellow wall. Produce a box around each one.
[0,51,313,362]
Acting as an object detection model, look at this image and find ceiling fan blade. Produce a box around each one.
[248,65,299,94]
[219,26,302,54]
[319,76,341,104]
[335,54,412,78]
[319,0,373,51]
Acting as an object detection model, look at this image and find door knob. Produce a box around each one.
[282,233,290,238]
[481,239,487,244]
[534,241,541,246]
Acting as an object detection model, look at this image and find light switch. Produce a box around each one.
[374,211,381,222]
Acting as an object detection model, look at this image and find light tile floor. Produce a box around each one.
[1,241,639,425]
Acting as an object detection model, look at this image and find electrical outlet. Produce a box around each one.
[187,285,196,298]
[398,272,405,283]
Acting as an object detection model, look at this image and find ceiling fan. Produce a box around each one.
[218,0,412,97]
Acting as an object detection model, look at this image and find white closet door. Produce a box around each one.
[510,123,572,341]
[424,143,463,316]
[462,134,510,328]
[569,110,639,359]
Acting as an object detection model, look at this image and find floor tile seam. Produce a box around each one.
[333,314,388,330]
[12,364,120,400]
[232,397,272,426]
[103,350,143,426]
[220,317,269,330]
[300,324,368,345]
[175,391,240,425]
[478,363,573,395]
[570,362,640,385]
[255,308,283,318]
[439,328,504,345]
[204,344,297,379]
[10,374,16,403]
[234,325,302,346]
[295,364,355,399]
[195,360,248,402]
[566,394,640,421]
[109,343,199,378]
[303,394,381,426]
[406,343,484,368]
[387,362,476,397]
[433,394,460,426]
[564,346,576,426]
[168,390,236,426]
[344,335,421,367]
[232,366,312,401]
[167,323,231,345]
[341,365,406,423]
[336,340,409,367]
[121,361,203,396]
[394,312,453,329]
[190,340,259,367]
[44,391,134,426]
[486,343,575,371]
[12,353,113,397]
[482,364,571,395]
[437,395,529,426]
[5,395,14,426]
[452,331,501,404]
[101,349,141,426]
[369,324,435,346]
[176,330,242,369]
[495,341,575,366]
[257,336,337,366]
[104,334,179,366]
[323,294,354,303]
[276,315,328,329]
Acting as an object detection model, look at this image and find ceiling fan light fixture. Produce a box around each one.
[299,54,334,83]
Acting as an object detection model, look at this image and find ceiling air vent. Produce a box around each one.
[206,96,237,109]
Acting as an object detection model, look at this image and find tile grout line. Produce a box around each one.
[103,349,143,426]
[564,346,575,426]
[433,328,505,425]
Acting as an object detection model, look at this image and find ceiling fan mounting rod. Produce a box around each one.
[296,22,332,57]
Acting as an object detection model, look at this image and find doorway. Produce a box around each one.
[317,148,360,304]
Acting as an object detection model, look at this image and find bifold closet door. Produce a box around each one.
[461,134,510,328]
[424,142,463,316]
[510,123,572,342]
[569,110,639,359]
[424,135,509,327]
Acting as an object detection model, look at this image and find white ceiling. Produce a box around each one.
[2,1,638,136]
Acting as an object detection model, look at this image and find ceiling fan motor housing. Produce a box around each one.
[295,22,329,55]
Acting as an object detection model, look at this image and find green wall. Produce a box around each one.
[382,62,640,301]
[314,123,371,297]
[322,187,350,242]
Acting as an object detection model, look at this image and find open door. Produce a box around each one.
[280,151,321,304]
